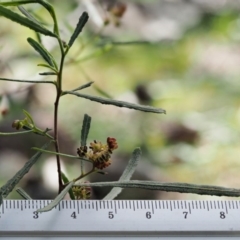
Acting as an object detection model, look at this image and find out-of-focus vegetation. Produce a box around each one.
[1,0,240,200]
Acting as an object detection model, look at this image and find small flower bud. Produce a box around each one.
[108,2,127,18]
[77,145,88,157]
[72,182,91,200]
[12,120,22,130]
[107,137,118,150]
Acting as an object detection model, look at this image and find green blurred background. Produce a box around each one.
[1,0,240,200]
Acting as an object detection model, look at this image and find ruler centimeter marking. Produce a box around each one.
[1,200,240,238]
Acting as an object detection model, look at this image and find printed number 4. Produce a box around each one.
[71,211,77,219]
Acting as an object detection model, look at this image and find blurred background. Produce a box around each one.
[1,0,240,200]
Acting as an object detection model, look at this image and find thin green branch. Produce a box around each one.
[0,130,32,135]
[78,180,240,197]
[74,45,113,63]
[0,77,55,84]
[73,164,96,183]
[62,91,166,114]
[32,126,54,140]
[103,40,152,46]
[31,147,93,163]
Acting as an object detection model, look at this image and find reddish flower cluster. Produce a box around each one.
[77,137,118,169]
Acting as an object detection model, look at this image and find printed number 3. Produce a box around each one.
[33,211,38,219]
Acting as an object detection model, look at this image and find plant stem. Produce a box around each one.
[0,130,32,136]
[54,90,62,193]
[54,38,66,194]
[73,165,95,183]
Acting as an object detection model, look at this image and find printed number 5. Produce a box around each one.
[109,212,114,219]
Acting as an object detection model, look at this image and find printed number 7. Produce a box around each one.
[183,212,188,219]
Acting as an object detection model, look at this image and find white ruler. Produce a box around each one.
[0,200,240,239]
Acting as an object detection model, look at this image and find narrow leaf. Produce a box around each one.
[27,37,56,68]
[0,5,56,37]
[18,5,41,25]
[0,141,51,198]
[0,0,34,6]
[23,109,34,125]
[71,81,94,92]
[61,172,75,200]
[34,0,58,34]
[78,181,240,197]
[37,181,74,212]
[80,114,91,174]
[81,114,91,147]
[103,148,141,200]
[63,91,166,114]
[16,187,32,199]
[37,63,58,72]
[39,72,57,75]
[68,12,89,48]
[1,0,59,35]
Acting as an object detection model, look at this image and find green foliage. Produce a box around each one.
[62,91,166,114]
[37,181,74,212]
[68,12,89,48]
[0,1,165,210]
[79,181,240,197]
[17,5,41,25]
[16,187,32,200]
[0,141,51,198]
[0,5,56,37]
[61,172,75,200]
[80,114,91,147]
[103,148,141,200]
[27,37,57,68]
